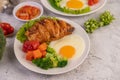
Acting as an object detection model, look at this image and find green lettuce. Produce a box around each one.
[16,20,36,43]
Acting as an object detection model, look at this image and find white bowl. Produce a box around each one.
[13,1,43,22]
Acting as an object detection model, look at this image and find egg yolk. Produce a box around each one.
[67,0,83,9]
[60,46,75,59]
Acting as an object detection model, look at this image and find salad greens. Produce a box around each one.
[32,46,68,70]
[16,20,36,42]
[84,11,115,33]
[48,0,91,14]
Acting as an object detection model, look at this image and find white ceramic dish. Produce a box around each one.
[14,17,90,75]
[41,0,107,16]
[13,1,43,22]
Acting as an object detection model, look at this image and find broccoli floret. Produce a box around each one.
[32,57,53,70]
[46,52,58,67]
[50,56,58,67]
[58,60,68,67]
[57,57,68,67]
[32,53,59,70]
[32,46,68,70]
[32,58,42,66]
[46,46,55,54]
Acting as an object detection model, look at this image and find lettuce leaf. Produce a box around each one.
[16,20,36,43]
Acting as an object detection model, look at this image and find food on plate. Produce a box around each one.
[16,5,40,20]
[23,41,68,69]
[22,40,40,52]
[88,0,99,6]
[0,22,14,36]
[17,16,85,70]
[32,46,68,69]
[31,34,85,70]
[25,42,47,61]
[17,17,74,43]
[50,34,85,59]
[59,0,88,9]
[25,18,74,43]
[84,11,115,33]
[48,0,91,14]
[16,17,77,69]
[60,45,75,59]
[0,28,6,60]
[17,20,36,42]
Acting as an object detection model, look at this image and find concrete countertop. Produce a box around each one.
[0,0,120,80]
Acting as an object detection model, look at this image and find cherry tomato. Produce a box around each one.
[88,0,99,6]
[22,40,40,52]
[0,22,14,36]
[0,27,7,35]
[8,27,14,34]
[0,23,10,30]
[88,0,94,6]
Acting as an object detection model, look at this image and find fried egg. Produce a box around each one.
[60,0,88,10]
[49,34,85,60]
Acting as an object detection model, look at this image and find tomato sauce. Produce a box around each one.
[16,5,40,20]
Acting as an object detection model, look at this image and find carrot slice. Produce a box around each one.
[41,51,47,58]
[33,49,42,59]
[26,51,33,61]
[38,43,47,51]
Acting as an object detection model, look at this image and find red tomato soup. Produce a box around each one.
[16,5,40,20]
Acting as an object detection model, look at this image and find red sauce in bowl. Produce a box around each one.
[16,5,40,20]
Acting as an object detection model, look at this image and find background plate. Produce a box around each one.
[41,0,107,16]
[14,17,90,75]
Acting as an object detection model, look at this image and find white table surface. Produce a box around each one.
[0,0,120,80]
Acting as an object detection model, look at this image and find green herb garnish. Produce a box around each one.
[84,11,115,33]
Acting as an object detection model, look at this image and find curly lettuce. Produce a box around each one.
[16,20,36,43]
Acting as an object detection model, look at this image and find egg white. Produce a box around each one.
[59,0,88,10]
[49,34,85,60]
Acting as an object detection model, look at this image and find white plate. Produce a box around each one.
[41,0,107,16]
[14,17,90,75]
